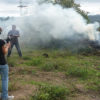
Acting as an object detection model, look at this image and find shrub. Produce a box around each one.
[31,85,69,100]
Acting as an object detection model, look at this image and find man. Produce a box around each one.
[7,25,22,57]
[0,27,14,100]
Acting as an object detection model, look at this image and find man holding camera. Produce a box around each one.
[7,25,22,57]
[0,27,14,100]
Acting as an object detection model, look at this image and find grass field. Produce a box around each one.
[1,49,100,100]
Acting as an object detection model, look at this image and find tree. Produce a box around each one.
[41,0,89,23]
[54,0,74,8]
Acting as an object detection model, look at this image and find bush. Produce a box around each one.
[31,85,69,100]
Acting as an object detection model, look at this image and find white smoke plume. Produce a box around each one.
[0,0,100,49]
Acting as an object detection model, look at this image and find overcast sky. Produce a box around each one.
[75,0,100,15]
[0,0,100,16]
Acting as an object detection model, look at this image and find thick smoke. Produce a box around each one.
[1,1,100,50]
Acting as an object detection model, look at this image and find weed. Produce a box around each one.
[8,58,17,67]
[25,57,42,66]
[31,84,70,100]
[66,66,89,79]
[22,56,32,60]
[86,78,100,91]
[8,82,21,91]
[40,62,59,71]
[18,67,37,75]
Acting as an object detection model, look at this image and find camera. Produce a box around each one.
[5,37,11,43]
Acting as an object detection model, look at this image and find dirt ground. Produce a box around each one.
[6,66,100,100]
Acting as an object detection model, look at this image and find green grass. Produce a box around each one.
[18,67,37,75]
[6,49,100,100]
[31,84,70,100]
[66,66,89,79]
[40,62,59,71]
[24,57,43,66]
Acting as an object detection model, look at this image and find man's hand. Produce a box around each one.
[2,42,11,55]
[13,35,20,37]
[6,42,11,48]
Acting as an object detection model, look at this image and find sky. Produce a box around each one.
[75,0,100,15]
[0,0,100,16]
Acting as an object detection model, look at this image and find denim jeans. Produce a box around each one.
[0,64,8,100]
[7,41,22,57]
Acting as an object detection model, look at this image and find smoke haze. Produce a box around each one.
[0,0,99,50]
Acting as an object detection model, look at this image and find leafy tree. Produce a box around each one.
[54,0,74,8]
[73,3,89,23]
[41,0,89,23]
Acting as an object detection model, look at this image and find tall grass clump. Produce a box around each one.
[22,56,32,60]
[25,57,42,66]
[31,85,70,100]
[40,62,59,71]
[66,66,90,79]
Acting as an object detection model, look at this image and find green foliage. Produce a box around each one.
[66,66,89,79]
[4,50,100,99]
[8,58,17,67]
[18,67,36,75]
[22,56,32,60]
[40,62,59,71]
[75,7,89,23]
[61,0,74,8]
[86,78,100,91]
[31,85,69,100]
[78,47,94,55]
[45,0,89,22]
[25,57,42,66]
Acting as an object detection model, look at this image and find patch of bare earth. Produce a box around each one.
[9,84,36,100]
[69,94,100,100]
[8,67,100,100]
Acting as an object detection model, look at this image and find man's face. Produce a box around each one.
[12,25,16,30]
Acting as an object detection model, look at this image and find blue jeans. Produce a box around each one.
[0,64,8,100]
[7,41,22,57]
